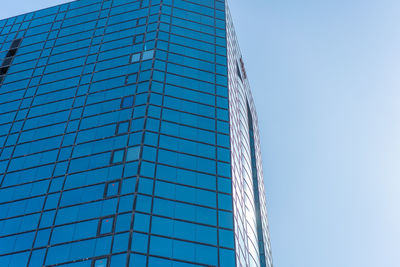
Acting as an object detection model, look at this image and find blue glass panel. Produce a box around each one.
[106,181,120,197]
[94,258,108,267]
[112,149,125,163]
[110,253,127,267]
[126,146,140,162]
[129,253,147,266]
[121,95,134,108]
[100,217,114,234]
[131,232,148,253]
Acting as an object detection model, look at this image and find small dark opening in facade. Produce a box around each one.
[236,62,242,81]
[6,49,17,58]
[10,38,22,49]
[0,67,9,75]
[2,57,13,67]
[0,38,23,83]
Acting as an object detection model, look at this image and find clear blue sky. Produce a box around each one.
[2,1,400,267]
[229,0,400,267]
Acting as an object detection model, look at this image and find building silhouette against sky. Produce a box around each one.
[0,0,272,266]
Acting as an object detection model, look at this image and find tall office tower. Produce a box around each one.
[0,0,272,266]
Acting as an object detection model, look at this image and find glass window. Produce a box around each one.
[137,17,147,26]
[116,121,130,134]
[131,53,141,63]
[139,162,155,177]
[131,232,148,253]
[130,253,147,266]
[135,195,152,213]
[111,149,125,164]
[105,181,120,197]
[94,258,108,267]
[135,93,148,106]
[138,177,153,194]
[153,197,217,226]
[148,257,173,267]
[144,132,158,145]
[219,229,235,249]
[99,216,114,235]
[127,73,138,84]
[110,253,127,266]
[218,177,232,194]
[121,95,134,108]
[149,236,172,258]
[133,212,150,232]
[134,34,144,44]
[112,232,129,253]
[118,195,134,213]
[219,248,236,266]
[30,248,46,267]
[142,50,154,61]
[121,178,135,195]
[115,213,131,233]
[126,146,140,162]
[34,229,51,247]
[218,193,232,211]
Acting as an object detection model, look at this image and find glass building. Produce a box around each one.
[0,0,272,266]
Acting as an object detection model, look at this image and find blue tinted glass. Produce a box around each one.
[100,217,114,234]
[130,253,147,266]
[126,146,140,162]
[131,233,148,253]
[134,34,144,43]
[106,181,120,197]
[142,50,154,61]
[121,96,134,108]
[94,258,108,267]
[131,53,141,63]
[110,253,126,267]
[115,213,131,232]
[0,0,271,266]
[117,121,129,134]
[133,213,150,232]
[112,232,129,253]
[112,149,124,163]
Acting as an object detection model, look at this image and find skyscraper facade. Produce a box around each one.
[0,0,272,266]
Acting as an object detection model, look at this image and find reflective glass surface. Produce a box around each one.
[226,6,273,267]
[0,0,271,266]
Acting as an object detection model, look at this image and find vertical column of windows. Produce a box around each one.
[214,1,221,265]
[0,16,49,187]
[0,12,31,180]
[130,0,161,265]
[39,2,110,266]
[136,0,236,266]
[0,37,23,172]
[29,3,81,266]
[0,5,72,186]
[216,0,238,264]
[97,3,131,266]
[0,38,22,84]
[0,5,67,267]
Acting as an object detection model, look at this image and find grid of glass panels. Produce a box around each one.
[0,0,235,266]
[226,5,273,267]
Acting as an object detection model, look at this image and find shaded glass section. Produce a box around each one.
[226,3,273,267]
[248,104,266,267]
